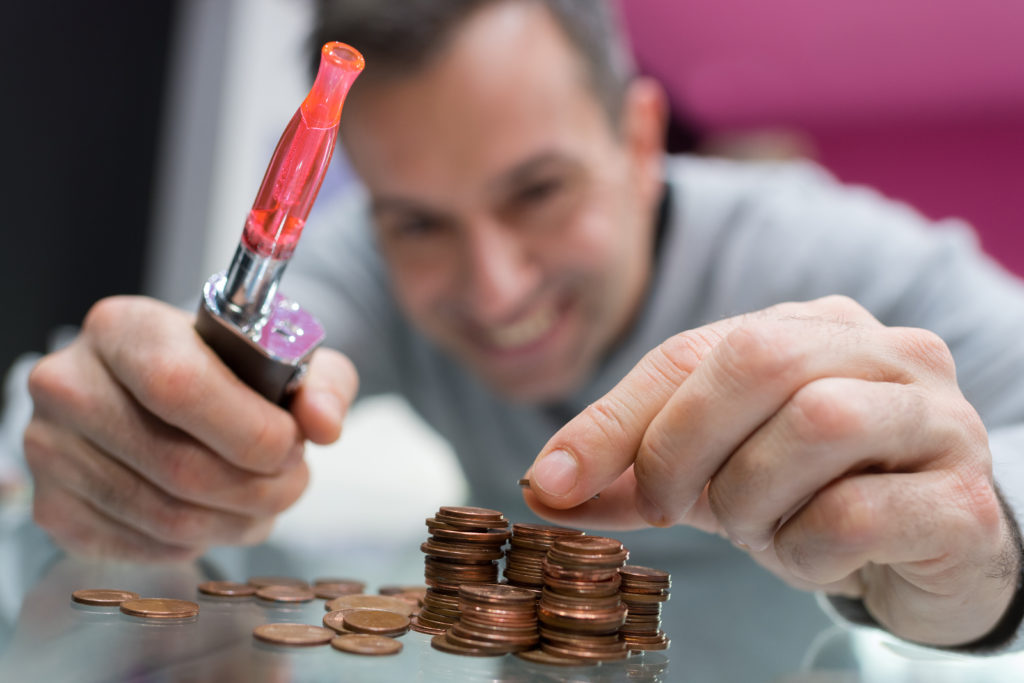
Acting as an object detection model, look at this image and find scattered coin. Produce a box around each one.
[325,594,415,616]
[71,589,140,606]
[119,598,199,619]
[313,581,366,600]
[343,609,410,637]
[331,633,403,656]
[197,581,256,597]
[323,610,353,634]
[247,576,310,589]
[256,585,316,603]
[252,623,334,646]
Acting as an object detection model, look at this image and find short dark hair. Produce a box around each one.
[310,0,635,124]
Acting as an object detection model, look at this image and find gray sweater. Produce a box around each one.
[286,154,1024,648]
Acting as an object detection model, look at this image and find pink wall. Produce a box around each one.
[621,0,1024,275]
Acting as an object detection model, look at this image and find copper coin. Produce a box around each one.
[459,584,536,604]
[430,631,505,657]
[342,609,410,636]
[515,647,590,666]
[198,581,256,597]
[247,576,309,589]
[256,585,315,603]
[314,581,366,600]
[331,633,403,656]
[619,565,669,581]
[323,610,353,634]
[314,577,365,589]
[517,480,599,501]
[409,615,448,635]
[252,623,334,646]
[551,536,623,556]
[325,594,415,616]
[120,598,199,619]
[71,589,140,606]
[378,584,426,597]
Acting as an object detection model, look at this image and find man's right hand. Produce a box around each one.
[23,296,357,562]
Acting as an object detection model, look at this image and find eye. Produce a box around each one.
[387,214,444,239]
[514,177,563,206]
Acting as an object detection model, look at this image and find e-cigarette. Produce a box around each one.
[195,42,364,405]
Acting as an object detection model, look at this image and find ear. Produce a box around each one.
[619,76,669,203]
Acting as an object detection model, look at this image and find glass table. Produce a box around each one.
[0,516,1021,682]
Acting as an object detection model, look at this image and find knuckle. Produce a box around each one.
[896,328,955,378]
[26,353,77,411]
[135,353,202,420]
[235,417,294,471]
[788,382,864,445]
[585,396,641,449]
[635,429,677,488]
[718,323,798,389]
[81,296,128,335]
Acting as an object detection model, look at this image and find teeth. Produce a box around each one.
[487,306,558,349]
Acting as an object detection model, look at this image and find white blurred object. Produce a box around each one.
[270,395,469,552]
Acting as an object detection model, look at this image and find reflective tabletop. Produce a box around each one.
[1,517,1022,683]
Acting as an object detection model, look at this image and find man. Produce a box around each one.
[20,0,1024,650]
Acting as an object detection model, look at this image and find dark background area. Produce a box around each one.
[1,2,178,396]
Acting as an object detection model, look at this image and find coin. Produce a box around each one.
[325,594,415,616]
[256,585,316,603]
[515,647,590,667]
[331,633,403,656]
[252,623,334,646]
[430,631,505,657]
[197,581,256,597]
[71,589,140,606]
[343,609,410,636]
[247,576,310,589]
[119,598,199,619]
[313,581,365,600]
[323,610,353,634]
[314,577,366,589]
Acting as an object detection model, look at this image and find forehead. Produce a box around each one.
[339,1,612,204]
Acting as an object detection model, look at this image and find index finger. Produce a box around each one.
[86,297,303,475]
[526,324,730,508]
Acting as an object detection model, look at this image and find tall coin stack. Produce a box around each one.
[503,523,584,596]
[537,536,630,661]
[431,584,539,655]
[412,506,510,635]
[618,565,671,651]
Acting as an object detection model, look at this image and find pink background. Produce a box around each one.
[621,0,1024,275]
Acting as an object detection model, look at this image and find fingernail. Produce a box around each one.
[731,538,751,551]
[636,492,667,527]
[532,449,578,497]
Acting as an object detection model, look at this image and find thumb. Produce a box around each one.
[290,348,359,444]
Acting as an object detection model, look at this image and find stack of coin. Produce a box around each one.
[537,536,630,661]
[503,523,584,594]
[431,584,539,655]
[412,506,510,635]
[618,565,671,651]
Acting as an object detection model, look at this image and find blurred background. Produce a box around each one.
[2,0,1022,545]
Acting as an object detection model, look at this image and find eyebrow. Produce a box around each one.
[370,150,582,218]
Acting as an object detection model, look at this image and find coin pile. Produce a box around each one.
[503,523,584,595]
[537,536,630,661]
[412,506,510,635]
[618,565,671,651]
[431,583,539,655]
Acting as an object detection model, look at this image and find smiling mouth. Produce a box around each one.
[483,303,561,351]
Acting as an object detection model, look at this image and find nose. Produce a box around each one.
[461,219,541,324]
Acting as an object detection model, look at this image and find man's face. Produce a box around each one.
[341,2,663,402]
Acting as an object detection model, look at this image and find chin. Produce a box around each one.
[483,367,584,404]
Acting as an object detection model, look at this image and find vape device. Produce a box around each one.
[195,42,363,405]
